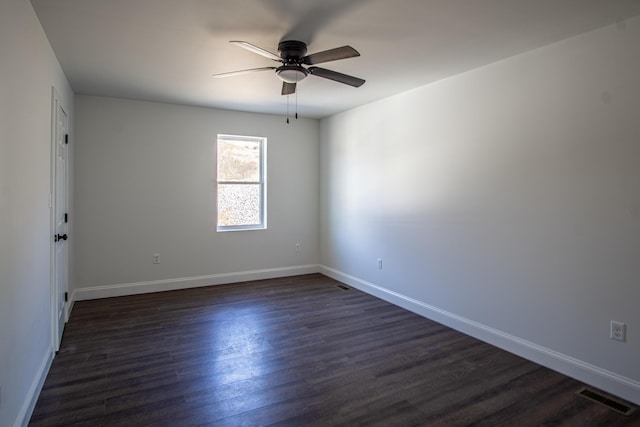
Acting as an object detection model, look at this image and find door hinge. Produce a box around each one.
[64,213,68,223]
[65,134,69,144]
[64,292,68,302]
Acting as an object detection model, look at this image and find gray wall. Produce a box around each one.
[73,96,319,293]
[0,0,74,426]
[320,16,640,403]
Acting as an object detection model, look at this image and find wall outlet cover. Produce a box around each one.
[610,321,626,342]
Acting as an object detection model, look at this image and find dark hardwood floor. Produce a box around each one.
[30,274,638,426]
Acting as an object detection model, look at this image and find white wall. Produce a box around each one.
[320,16,640,404]
[73,96,319,297]
[0,0,74,426]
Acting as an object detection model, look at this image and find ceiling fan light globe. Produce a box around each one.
[276,66,308,83]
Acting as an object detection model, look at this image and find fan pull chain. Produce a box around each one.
[286,94,290,124]
[295,80,298,120]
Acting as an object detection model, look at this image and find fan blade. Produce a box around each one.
[212,67,276,78]
[230,41,281,62]
[303,46,360,65]
[308,67,365,87]
[282,82,296,95]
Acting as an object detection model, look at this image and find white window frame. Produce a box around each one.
[216,134,267,232]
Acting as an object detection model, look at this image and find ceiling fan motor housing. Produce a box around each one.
[278,40,308,63]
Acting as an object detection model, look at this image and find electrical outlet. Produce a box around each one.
[152,253,160,264]
[377,258,383,270]
[610,321,626,342]
[295,243,301,252]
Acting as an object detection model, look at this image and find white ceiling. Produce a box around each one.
[32,0,640,119]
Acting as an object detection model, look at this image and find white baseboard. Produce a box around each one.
[319,265,640,406]
[15,347,53,427]
[72,264,320,302]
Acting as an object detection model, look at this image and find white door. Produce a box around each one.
[53,96,68,350]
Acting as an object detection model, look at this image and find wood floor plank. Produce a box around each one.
[29,274,638,426]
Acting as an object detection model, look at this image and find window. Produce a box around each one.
[216,134,266,231]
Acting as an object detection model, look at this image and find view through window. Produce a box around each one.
[216,134,266,231]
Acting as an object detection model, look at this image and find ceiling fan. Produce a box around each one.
[212,40,365,95]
